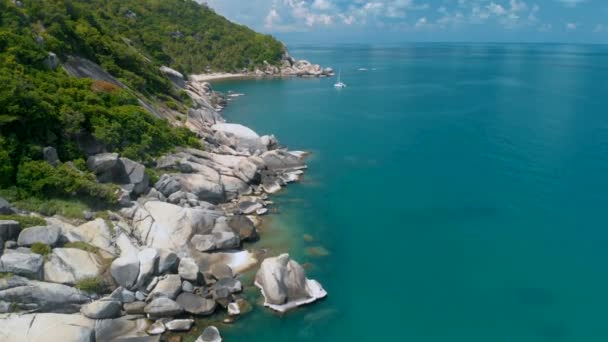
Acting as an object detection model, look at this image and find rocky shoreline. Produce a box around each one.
[0,60,327,341]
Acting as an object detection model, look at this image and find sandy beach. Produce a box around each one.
[189,72,250,82]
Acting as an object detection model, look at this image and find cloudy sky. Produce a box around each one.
[204,0,608,43]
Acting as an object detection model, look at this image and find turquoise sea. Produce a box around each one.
[213,44,608,341]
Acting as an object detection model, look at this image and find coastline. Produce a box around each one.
[0,57,330,341]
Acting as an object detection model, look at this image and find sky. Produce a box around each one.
[204,0,608,44]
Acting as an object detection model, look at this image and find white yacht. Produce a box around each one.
[334,70,346,88]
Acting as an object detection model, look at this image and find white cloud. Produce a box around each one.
[509,0,528,12]
[566,22,577,30]
[264,8,280,28]
[415,16,428,29]
[556,0,586,7]
[528,4,539,23]
[487,3,507,16]
[593,24,605,33]
[312,0,332,10]
[338,14,356,25]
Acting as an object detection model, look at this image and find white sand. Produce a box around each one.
[189,73,249,82]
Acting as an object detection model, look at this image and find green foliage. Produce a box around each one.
[75,277,106,293]
[0,0,273,206]
[16,161,118,203]
[145,168,161,186]
[0,272,14,279]
[31,242,51,256]
[0,214,46,229]
[64,241,98,253]
[1,197,90,220]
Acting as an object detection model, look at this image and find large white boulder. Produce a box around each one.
[17,225,61,247]
[44,248,104,285]
[172,173,225,203]
[254,254,327,313]
[124,201,219,251]
[211,123,266,154]
[0,276,90,313]
[0,252,43,279]
[0,313,94,342]
[60,218,117,257]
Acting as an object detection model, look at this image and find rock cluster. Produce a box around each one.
[0,66,325,340]
[256,50,334,78]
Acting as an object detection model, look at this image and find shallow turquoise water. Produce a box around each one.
[214,44,608,341]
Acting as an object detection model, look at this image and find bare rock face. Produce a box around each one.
[44,248,104,285]
[254,254,327,313]
[17,225,61,247]
[86,153,149,196]
[148,274,182,300]
[176,292,216,316]
[191,232,240,252]
[0,313,95,341]
[0,220,19,241]
[123,201,219,251]
[81,299,122,319]
[0,198,14,215]
[111,256,140,290]
[60,218,117,257]
[144,297,184,319]
[211,123,267,154]
[0,252,44,279]
[0,276,90,313]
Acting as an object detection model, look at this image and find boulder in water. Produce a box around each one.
[254,253,327,313]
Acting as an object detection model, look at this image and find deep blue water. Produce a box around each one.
[212,43,608,341]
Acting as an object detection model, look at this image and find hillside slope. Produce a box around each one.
[0,0,283,199]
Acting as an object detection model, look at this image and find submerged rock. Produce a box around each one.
[196,326,222,342]
[255,254,327,313]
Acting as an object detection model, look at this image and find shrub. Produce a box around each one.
[145,168,160,186]
[75,277,106,294]
[31,243,51,256]
[0,215,46,229]
[64,241,98,253]
[0,272,14,279]
[16,161,118,204]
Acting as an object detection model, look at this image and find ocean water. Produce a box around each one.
[211,44,608,341]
